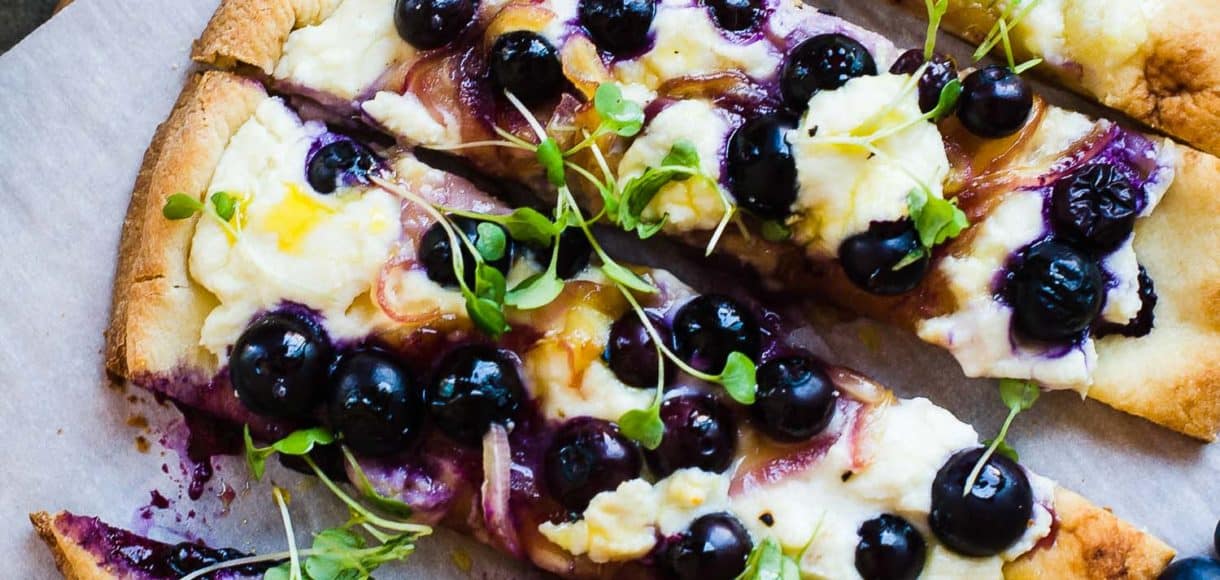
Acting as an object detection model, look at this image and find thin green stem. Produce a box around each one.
[613,282,721,383]
[962,406,1020,496]
[272,487,303,580]
[303,456,432,535]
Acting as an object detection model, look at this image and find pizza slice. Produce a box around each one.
[73,69,1176,579]
[188,0,1220,439]
[886,0,1220,158]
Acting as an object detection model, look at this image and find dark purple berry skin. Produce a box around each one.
[307,140,378,194]
[1096,265,1157,338]
[889,49,959,116]
[930,448,1033,557]
[662,513,753,580]
[1214,519,1219,557]
[703,0,763,31]
[605,312,674,389]
[855,514,927,580]
[489,31,565,107]
[673,294,761,374]
[394,0,478,49]
[230,312,333,419]
[428,345,525,445]
[751,356,836,442]
[544,418,642,511]
[726,113,799,220]
[1007,240,1104,342]
[957,65,1033,138]
[1051,164,1139,252]
[420,216,514,289]
[838,220,930,295]
[781,33,877,110]
[1158,557,1220,580]
[164,543,265,577]
[548,226,594,279]
[579,0,656,56]
[645,395,737,477]
[328,348,424,457]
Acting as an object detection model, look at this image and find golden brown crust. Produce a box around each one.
[1089,148,1220,440]
[30,512,121,580]
[895,0,1220,156]
[1004,488,1175,579]
[104,71,266,382]
[191,0,339,74]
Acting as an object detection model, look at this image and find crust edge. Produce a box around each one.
[30,512,118,580]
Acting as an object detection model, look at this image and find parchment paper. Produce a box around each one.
[0,1,1214,578]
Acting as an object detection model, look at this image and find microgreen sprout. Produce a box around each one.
[739,536,801,580]
[973,0,1045,73]
[923,0,950,60]
[895,187,969,269]
[162,191,242,238]
[191,430,433,580]
[962,379,1040,494]
[613,280,757,448]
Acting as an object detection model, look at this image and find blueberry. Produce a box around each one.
[726,113,799,219]
[889,49,959,116]
[1215,519,1219,557]
[307,140,378,194]
[781,33,877,111]
[1096,265,1157,338]
[579,0,656,56]
[428,345,525,445]
[490,31,564,107]
[544,418,642,511]
[930,448,1033,557]
[1051,164,1139,252]
[328,348,423,457]
[644,395,736,477]
[165,543,261,576]
[662,513,753,580]
[605,312,674,389]
[394,0,477,49]
[673,294,761,374]
[855,514,927,580]
[838,220,930,295]
[1159,557,1220,580]
[230,312,333,418]
[751,356,836,442]
[703,0,763,32]
[532,226,593,280]
[956,65,1033,138]
[1008,239,1104,342]
[420,216,514,289]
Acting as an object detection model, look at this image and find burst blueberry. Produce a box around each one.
[782,33,877,110]
[328,348,423,457]
[490,31,564,106]
[307,140,378,194]
[726,113,799,219]
[703,0,763,31]
[1051,163,1139,252]
[838,220,930,295]
[544,418,641,511]
[428,345,525,445]
[579,0,656,56]
[1008,239,1104,341]
[230,312,333,419]
[930,448,1033,557]
[889,49,959,116]
[394,0,478,49]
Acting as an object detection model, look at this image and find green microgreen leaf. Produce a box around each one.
[211,191,238,222]
[618,402,664,450]
[907,188,969,250]
[341,447,414,519]
[593,83,645,138]
[537,138,566,188]
[634,215,669,239]
[244,426,335,482]
[162,193,204,220]
[599,261,656,294]
[474,263,506,302]
[982,437,1020,462]
[999,378,1040,413]
[500,207,560,246]
[618,140,702,229]
[466,262,510,338]
[661,139,700,170]
[506,270,565,309]
[738,537,800,580]
[474,222,507,262]
[926,78,962,120]
[923,0,950,60]
[761,220,792,242]
[720,352,758,405]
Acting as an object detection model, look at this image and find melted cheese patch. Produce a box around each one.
[617,100,733,232]
[539,469,732,563]
[189,98,400,360]
[363,91,458,147]
[274,0,414,100]
[789,73,950,258]
[611,5,780,89]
